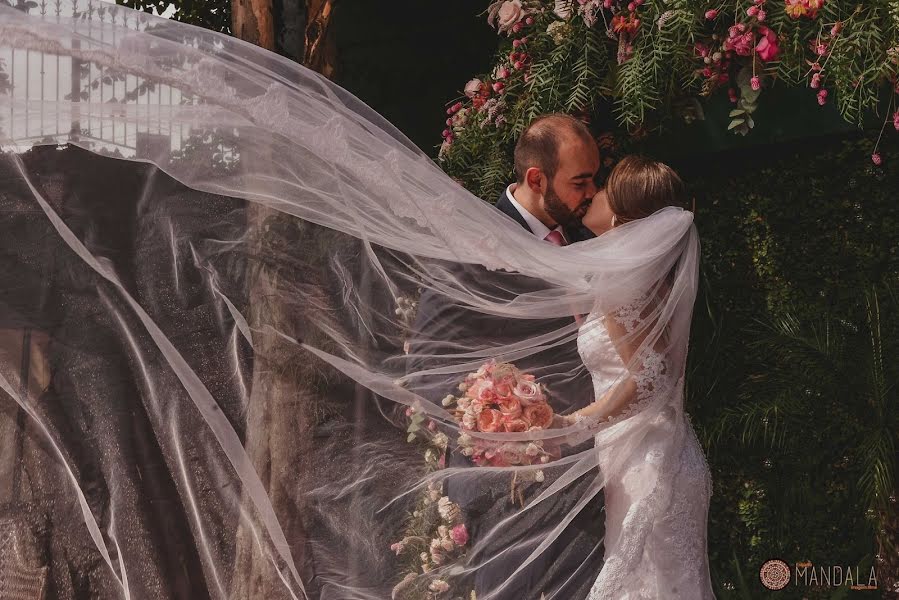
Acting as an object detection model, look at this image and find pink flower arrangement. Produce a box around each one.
[444,360,555,467]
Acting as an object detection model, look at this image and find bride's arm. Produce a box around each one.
[567,373,636,424]
[564,289,670,426]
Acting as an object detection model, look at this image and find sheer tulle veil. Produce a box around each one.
[0,2,699,599]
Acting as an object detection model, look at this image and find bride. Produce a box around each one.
[574,155,716,599]
[0,3,714,599]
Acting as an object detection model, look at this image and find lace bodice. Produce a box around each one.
[576,312,629,400]
[576,305,716,599]
[576,303,673,426]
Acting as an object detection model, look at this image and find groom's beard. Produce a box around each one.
[544,184,588,229]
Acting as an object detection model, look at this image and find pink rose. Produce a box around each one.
[523,402,554,429]
[451,524,469,546]
[477,408,504,432]
[503,417,530,432]
[497,395,522,417]
[464,78,482,98]
[705,8,718,19]
[495,382,513,398]
[513,380,541,405]
[496,1,524,32]
[478,387,498,404]
[755,26,780,62]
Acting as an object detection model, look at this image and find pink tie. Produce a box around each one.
[544,229,567,246]
[542,230,583,325]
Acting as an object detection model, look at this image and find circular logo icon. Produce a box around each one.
[759,559,791,590]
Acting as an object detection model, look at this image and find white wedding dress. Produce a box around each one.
[577,311,716,600]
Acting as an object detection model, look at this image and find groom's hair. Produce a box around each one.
[513,113,594,184]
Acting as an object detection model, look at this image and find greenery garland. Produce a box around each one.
[438,0,899,199]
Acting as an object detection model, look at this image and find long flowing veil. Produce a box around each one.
[0,2,700,599]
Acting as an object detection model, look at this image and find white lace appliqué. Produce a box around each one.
[601,297,672,425]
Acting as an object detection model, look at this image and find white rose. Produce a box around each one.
[437,497,461,522]
[464,78,482,98]
[553,0,573,19]
[513,380,540,405]
[452,108,469,130]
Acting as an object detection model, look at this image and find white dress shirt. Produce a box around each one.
[505,184,567,243]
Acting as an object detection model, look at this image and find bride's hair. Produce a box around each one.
[606,155,691,226]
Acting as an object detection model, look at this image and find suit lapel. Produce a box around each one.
[495,188,533,234]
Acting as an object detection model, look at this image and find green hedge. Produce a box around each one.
[675,131,898,597]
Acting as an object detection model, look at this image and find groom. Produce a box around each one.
[407,113,607,599]
[475,113,606,599]
[496,113,599,246]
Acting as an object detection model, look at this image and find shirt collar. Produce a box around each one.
[505,185,566,243]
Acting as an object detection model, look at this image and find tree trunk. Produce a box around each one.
[302,0,336,78]
[232,0,275,51]
[229,2,307,597]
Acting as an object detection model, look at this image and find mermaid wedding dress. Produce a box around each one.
[577,310,716,600]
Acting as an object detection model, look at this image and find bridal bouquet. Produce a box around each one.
[442,360,555,467]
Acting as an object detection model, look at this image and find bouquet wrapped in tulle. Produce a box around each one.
[442,360,556,467]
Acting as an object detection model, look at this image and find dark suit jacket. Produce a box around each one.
[405,189,605,600]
